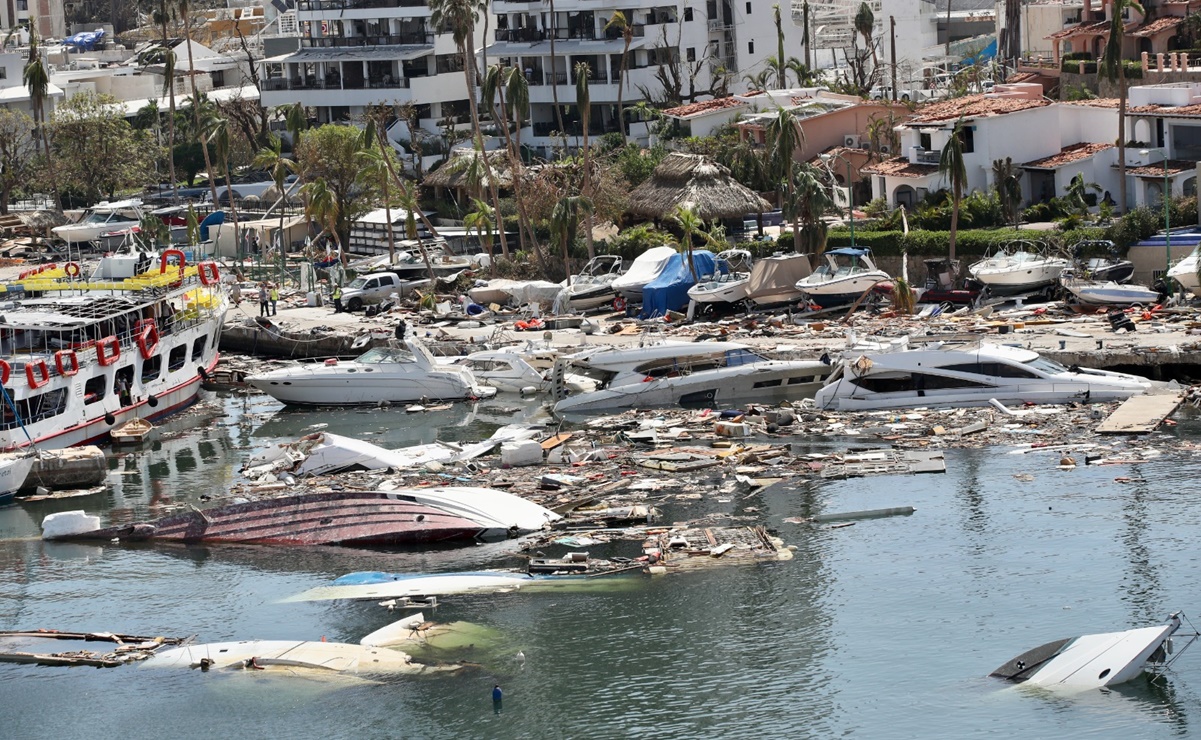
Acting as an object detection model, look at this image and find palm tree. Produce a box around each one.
[252,133,299,259]
[356,137,397,265]
[482,64,537,258]
[550,195,593,282]
[151,0,179,201]
[204,111,241,254]
[177,0,220,206]
[742,68,773,91]
[285,102,308,152]
[671,204,704,280]
[794,165,833,257]
[23,28,59,211]
[463,198,497,275]
[854,2,877,70]
[773,5,787,89]
[786,57,814,87]
[393,177,438,280]
[604,11,634,144]
[764,108,806,255]
[428,0,510,258]
[301,178,342,262]
[938,119,968,264]
[991,157,1022,229]
[1064,172,1102,217]
[1099,0,1143,215]
[574,61,595,259]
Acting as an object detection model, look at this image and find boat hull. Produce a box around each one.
[796,272,891,307]
[1064,282,1160,306]
[247,366,492,405]
[970,262,1068,295]
[687,278,750,305]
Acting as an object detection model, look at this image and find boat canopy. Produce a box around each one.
[746,255,811,299]
[826,248,870,257]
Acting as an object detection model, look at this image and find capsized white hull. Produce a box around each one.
[142,639,455,675]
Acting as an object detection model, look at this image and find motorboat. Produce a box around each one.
[1166,244,1201,296]
[612,246,677,304]
[549,339,831,415]
[1070,240,1134,283]
[0,246,226,450]
[640,250,717,318]
[0,452,35,505]
[443,348,596,394]
[560,255,624,311]
[795,248,891,307]
[744,253,812,309]
[1060,269,1161,308]
[467,278,562,307]
[41,486,561,545]
[687,249,753,307]
[968,241,1070,296]
[246,337,497,406]
[51,199,145,247]
[991,612,1197,692]
[109,418,154,444]
[812,335,1153,411]
[142,638,458,676]
[361,242,481,281]
[917,258,979,305]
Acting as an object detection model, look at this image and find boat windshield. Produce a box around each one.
[356,347,416,364]
[81,212,116,225]
[1024,356,1068,375]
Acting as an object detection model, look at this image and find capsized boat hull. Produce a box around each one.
[142,639,456,675]
[1063,281,1160,306]
[246,365,495,405]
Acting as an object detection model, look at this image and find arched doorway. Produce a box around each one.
[1138,37,1154,56]
[893,184,917,209]
[1184,176,1197,197]
[1147,180,1164,207]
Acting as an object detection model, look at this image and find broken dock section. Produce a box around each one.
[1095,392,1185,434]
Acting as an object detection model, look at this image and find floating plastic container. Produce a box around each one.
[714,421,750,437]
[500,440,543,467]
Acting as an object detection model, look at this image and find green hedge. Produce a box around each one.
[809,226,1108,257]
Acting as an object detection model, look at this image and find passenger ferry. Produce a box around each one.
[0,247,226,449]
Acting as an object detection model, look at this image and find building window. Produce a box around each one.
[687,47,696,62]
[748,40,754,55]
[684,7,693,21]
[959,125,975,154]
[746,1,752,12]
[0,68,7,80]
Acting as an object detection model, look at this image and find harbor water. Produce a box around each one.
[4,390,1201,738]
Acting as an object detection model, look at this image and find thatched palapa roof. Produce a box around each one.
[422,149,513,190]
[626,153,771,221]
[0,210,70,233]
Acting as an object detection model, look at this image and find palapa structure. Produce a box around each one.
[421,149,513,197]
[626,152,771,222]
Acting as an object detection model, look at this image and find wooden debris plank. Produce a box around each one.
[540,433,573,451]
[1096,392,1185,434]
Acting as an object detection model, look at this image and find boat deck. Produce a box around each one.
[1095,391,1185,434]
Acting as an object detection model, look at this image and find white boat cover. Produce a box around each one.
[612,247,677,294]
[746,254,812,303]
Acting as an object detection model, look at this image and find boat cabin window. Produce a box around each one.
[461,359,510,372]
[724,348,765,366]
[142,354,162,382]
[83,375,106,404]
[356,347,416,364]
[1024,356,1069,375]
[942,362,1040,379]
[168,344,187,371]
[0,387,68,429]
[192,337,206,362]
[850,372,994,393]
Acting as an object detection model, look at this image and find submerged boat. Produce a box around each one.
[687,249,753,307]
[744,253,812,309]
[142,638,458,676]
[560,255,624,311]
[246,337,496,406]
[0,247,225,450]
[550,340,830,415]
[612,246,676,304]
[991,612,1197,692]
[41,486,561,545]
[795,248,891,307]
[968,241,1069,296]
[51,199,145,248]
[812,335,1152,411]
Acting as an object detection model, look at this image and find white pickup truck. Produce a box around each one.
[341,272,427,311]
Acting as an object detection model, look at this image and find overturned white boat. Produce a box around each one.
[143,637,457,676]
[991,612,1197,692]
[813,335,1153,411]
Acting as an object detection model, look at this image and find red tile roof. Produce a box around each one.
[662,96,747,119]
[904,94,1049,125]
[1023,142,1112,169]
[1126,159,1195,176]
[862,158,939,178]
[1131,16,1184,37]
[1060,98,1121,108]
[1129,102,1201,116]
[1047,19,1111,40]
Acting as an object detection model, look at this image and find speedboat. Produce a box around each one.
[467,278,562,307]
[968,241,1069,296]
[612,246,676,304]
[1166,245,1201,296]
[52,199,145,247]
[991,612,1197,692]
[561,255,624,311]
[246,337,497,405]
[812,335,1152,411]
[1060,269,1160,308]
[1070,240,1134,283]
[550,340,830,415]
[0,452,35,505]
[795,248,891,307]
[445,348,595,394]
[687,249,753,307]
[745,253,811,309]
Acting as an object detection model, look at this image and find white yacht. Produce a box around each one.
[52,199,145,248]
[1166,245,1201,296]
[612,246,676,304]
[687,249,753,307]
[561,255,624,311]
[550,340,830,415]
[447,348,596,395]
[813,336,1152,411]
[968,242,1069,296]
[1060,269,1161,307]
[247,337,497,406]
[795,248,891,307]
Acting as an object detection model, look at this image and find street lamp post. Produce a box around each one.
[1140,147,1172,290]
[821,152,856,249]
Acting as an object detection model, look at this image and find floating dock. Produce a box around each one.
[1095,392,1185,434]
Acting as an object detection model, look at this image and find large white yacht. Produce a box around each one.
[247,337,496,405]
[968,242,1070,296]
[813,336,1152,411]
[52,199,145,248]
[549,339,830,415]
[795,248,890,307]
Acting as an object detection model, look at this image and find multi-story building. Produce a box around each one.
[9,0,67,41]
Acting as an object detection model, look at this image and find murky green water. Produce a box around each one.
[4,391,1201,738]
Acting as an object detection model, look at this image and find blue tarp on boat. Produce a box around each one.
[640,250,718,319]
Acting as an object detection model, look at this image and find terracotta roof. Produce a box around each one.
[1047,19,1110,40]
[1131,16,1184,37]
[662,96,748,119]
[1007,71,1039,83]
[1128,102,1201,116]
[1023,142,1113,169]
[904,94,1049,125]
[1125,159,1196,176]
[862,158,939,178]
[1060,98,1121,108]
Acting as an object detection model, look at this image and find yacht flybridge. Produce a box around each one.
[812,335,1152,411]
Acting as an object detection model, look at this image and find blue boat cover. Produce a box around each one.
[826,247,870,257]
[640,250,717,319]
[199,211,226,242]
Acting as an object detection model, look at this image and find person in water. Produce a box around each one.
[492,684,502,714]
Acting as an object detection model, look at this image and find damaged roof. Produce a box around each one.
[1023,142,1113,169]
[862,158,939,178]
[904,94,1049,125]
[662,96,748,119]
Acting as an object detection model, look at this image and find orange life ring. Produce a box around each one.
[613,296,627,312]
[198,261,220,286]
[0,359,9,385]
[135,319,159,360]
[64,262,81,278]
[26,359,49,389]
[96,335,120,366]
[54,349,79,377]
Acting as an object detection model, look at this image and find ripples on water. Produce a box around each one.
[4,393,1201,738]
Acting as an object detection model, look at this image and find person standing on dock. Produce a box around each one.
[332,284,343,313]
[258,283,269,318]
[492,684,502,714]
[269,284,279,316]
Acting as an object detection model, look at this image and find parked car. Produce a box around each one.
[341,272,425,312]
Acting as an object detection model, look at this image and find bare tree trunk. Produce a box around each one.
[181,5,220,207]
[460,36,510,258]
[159,16,179,203]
